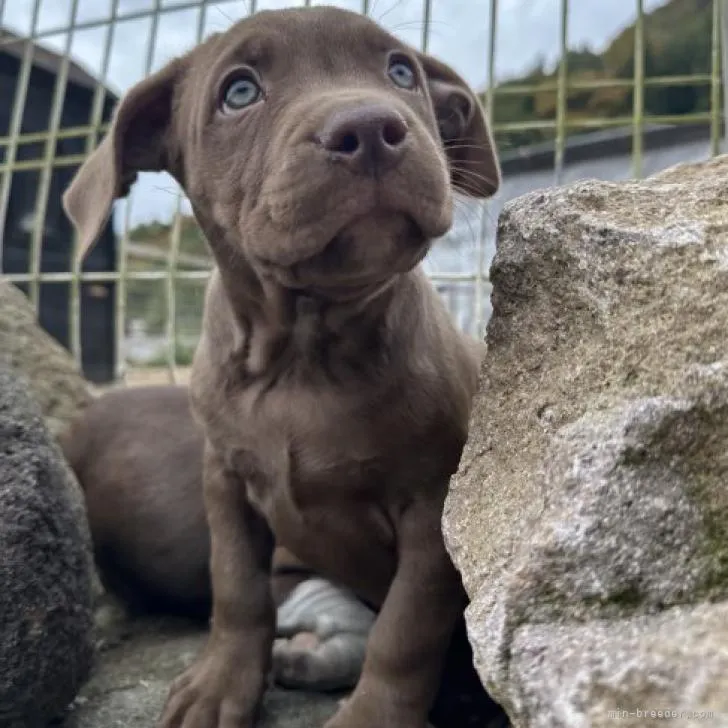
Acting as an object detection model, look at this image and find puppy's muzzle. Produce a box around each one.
[317,104,409,177]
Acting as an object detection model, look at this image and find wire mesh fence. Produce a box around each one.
[0,0,725,385]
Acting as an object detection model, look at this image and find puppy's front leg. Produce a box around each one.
[159,443,275,728]
[324,497,463,728]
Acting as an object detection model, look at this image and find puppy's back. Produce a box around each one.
[60,386,212,617]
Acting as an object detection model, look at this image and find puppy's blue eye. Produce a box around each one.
[388,59,416,90]
[223,77,261,111]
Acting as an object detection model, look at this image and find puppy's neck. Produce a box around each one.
[215,257,402,380]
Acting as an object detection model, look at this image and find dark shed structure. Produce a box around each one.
[0,28,118,383]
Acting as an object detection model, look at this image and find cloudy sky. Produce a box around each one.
[3,0,668,229]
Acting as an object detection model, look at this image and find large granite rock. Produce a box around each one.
[0,367,95,727]
[443,155,728,727]
[0,281,93,439]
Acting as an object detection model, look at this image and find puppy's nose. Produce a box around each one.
[319,105,409,174]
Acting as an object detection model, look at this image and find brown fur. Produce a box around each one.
[58,385,312,617]
[59,387,505,722]
[63,7,499,728]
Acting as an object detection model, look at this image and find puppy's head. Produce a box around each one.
[64,6,499,297]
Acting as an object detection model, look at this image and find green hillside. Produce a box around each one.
[490,0,717,151]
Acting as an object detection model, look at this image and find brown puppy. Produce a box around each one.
[63,7,500,728]
[59,385,212,617]
[60,384,378,691]
[59,384,308,616]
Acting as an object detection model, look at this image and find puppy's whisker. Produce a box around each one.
[453,183,493,200]
[212,3,234,23]
[449,164,498,183]
[449,165,499,190]
[451,199,481,248]
[445,146,502,166]
[451,173,499,195]
[386,19,453,34]
[453,183,480,197]
[371,0,393,22]
[444,143,496,153]
[373,0,406,28]
[452,179,491,198]
[153,185,186,199]
[450,178,498,199]
[367,0,382,18]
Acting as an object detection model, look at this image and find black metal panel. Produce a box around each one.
[0,49,119,384]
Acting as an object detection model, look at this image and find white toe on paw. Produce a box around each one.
[272,633,368,691]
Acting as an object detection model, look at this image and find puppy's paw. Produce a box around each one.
[276,577,376,639]
[158,649,264,728]
[272,631,367,690]
[273,578,375,691]
[321,697,432,728]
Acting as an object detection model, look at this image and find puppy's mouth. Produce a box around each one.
[257,210,430,297]
[315,207,427,264]
[255,161,453,270]
[317,212,426,269]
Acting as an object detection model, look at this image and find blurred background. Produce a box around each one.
[0,0,724,385]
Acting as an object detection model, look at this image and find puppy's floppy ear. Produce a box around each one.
[418,53,500,198]
[63,58,184,258]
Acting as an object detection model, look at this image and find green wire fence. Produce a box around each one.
[0,0,725,384]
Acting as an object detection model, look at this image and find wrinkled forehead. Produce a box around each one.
[192,7,411,84]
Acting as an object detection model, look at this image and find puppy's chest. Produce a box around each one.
[227,385,395,505]
[198,355,464,600]
[222,386,408,597]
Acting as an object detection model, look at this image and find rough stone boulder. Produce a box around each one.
[0,281,103,606]
[0,367,95,727]
[443,155,728,727]
[0,281,93,439]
